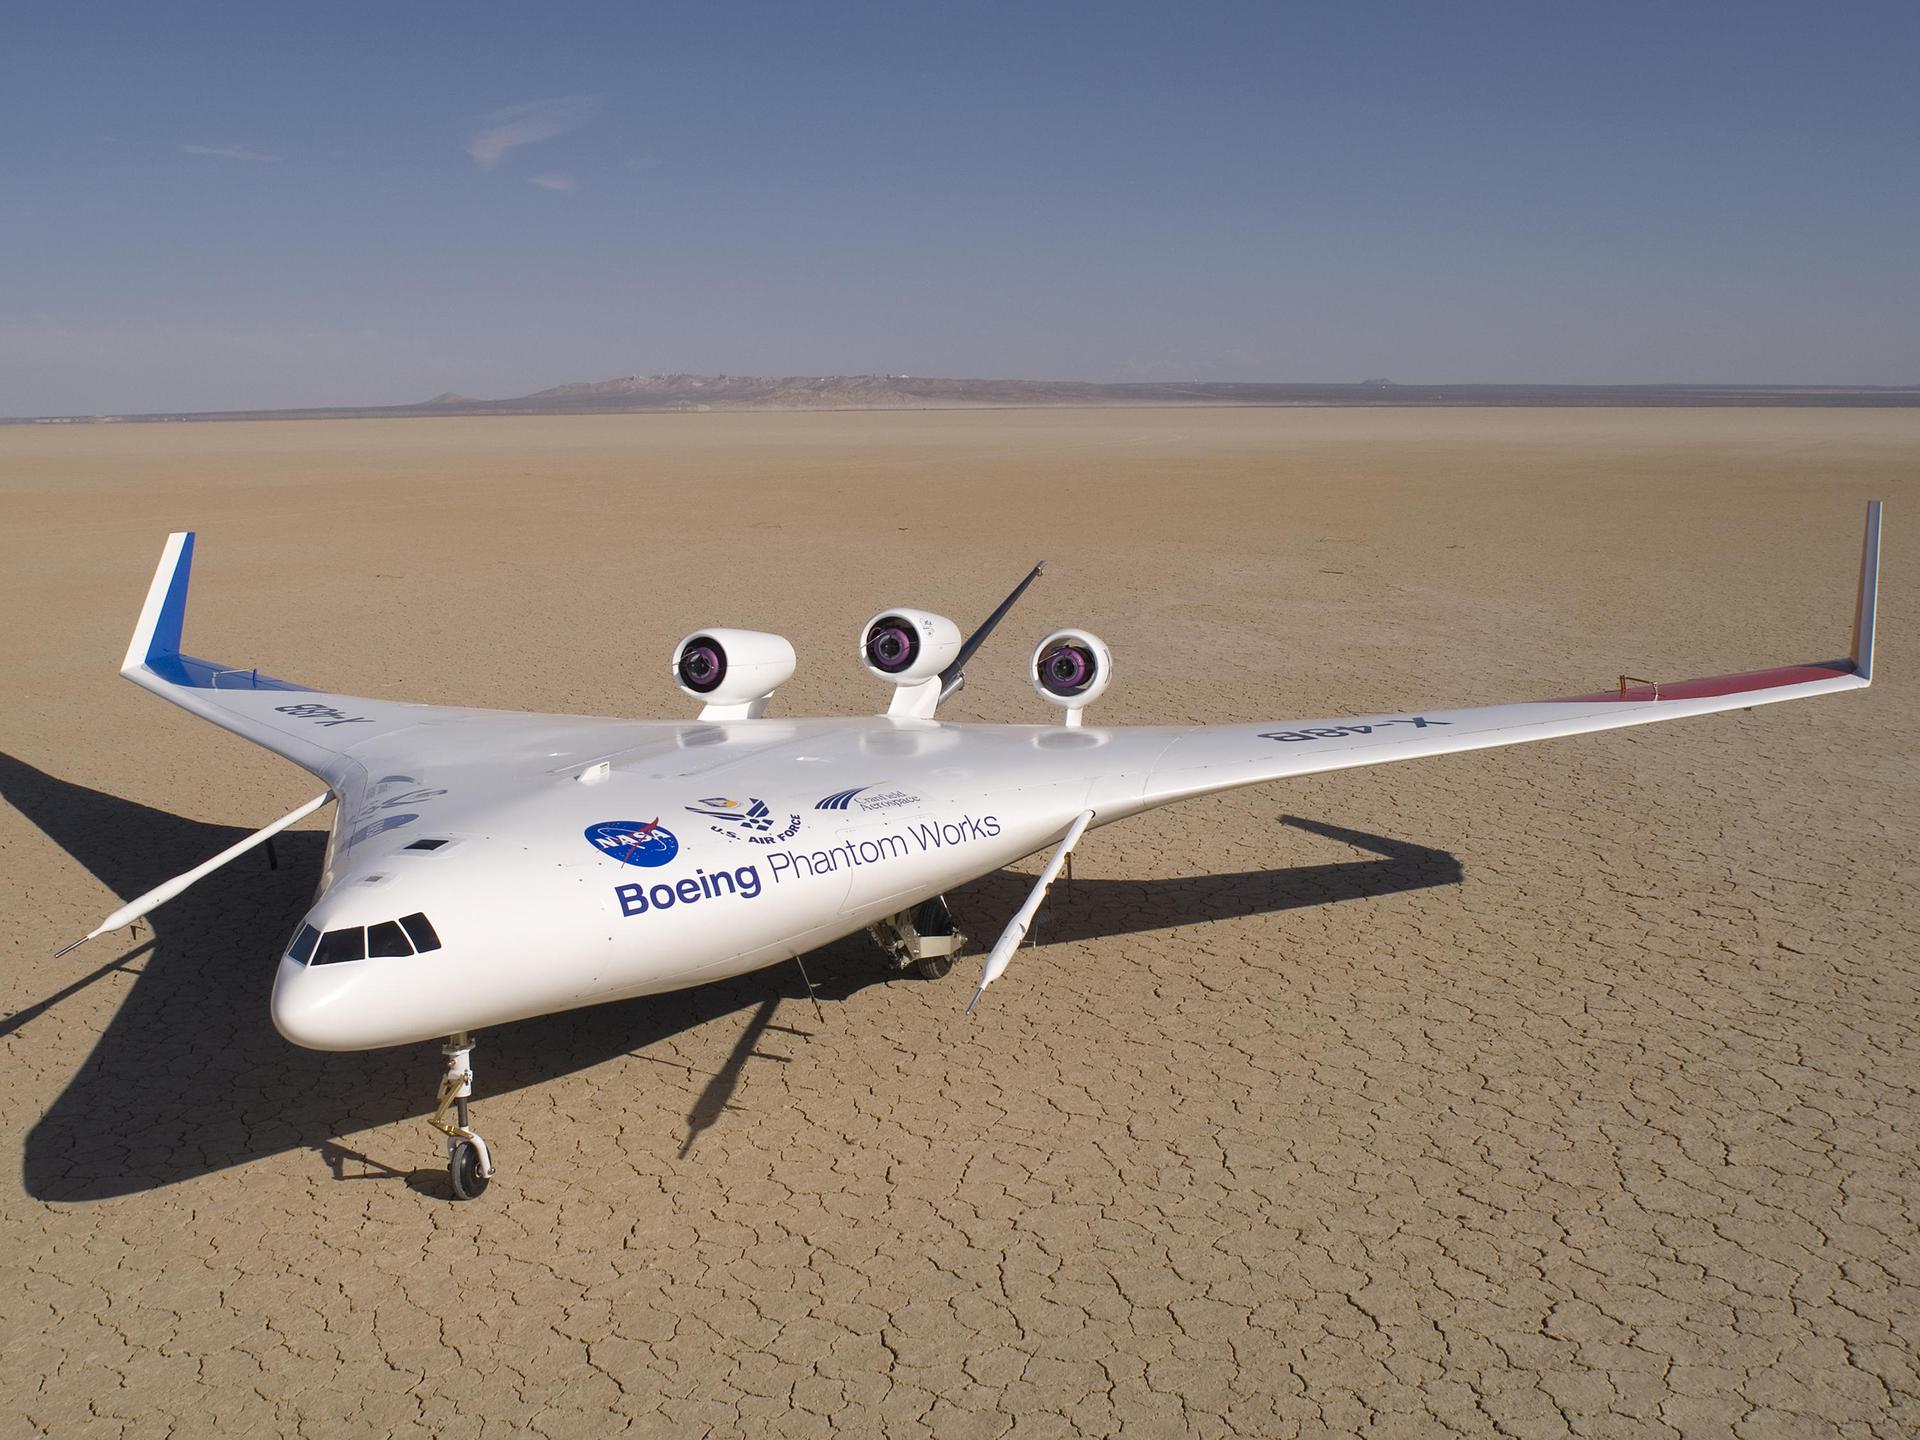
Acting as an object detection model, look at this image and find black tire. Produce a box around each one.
[450,1140,490,1201]
[915,951,954,981]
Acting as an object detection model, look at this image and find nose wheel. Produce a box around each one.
[429,1033,494,1201]
[449,1138,489,1200]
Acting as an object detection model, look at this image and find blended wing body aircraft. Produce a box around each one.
[69,507,1880,1198]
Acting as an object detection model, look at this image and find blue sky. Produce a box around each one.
[3,2,1916,413]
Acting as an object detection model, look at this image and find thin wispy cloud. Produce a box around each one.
[466,95,602,169]
[179,142,280,161]
[529,173,576,193]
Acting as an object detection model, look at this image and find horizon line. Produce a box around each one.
[9,373,1920,425]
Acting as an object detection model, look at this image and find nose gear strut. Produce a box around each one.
[429,1032,493,1200]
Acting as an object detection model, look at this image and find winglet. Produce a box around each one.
[1852,501,1880,684]
[121,531,195,677]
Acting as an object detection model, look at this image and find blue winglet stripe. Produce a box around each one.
[147,652,310,691]
[136,531,309,692]
[151,531,194,661]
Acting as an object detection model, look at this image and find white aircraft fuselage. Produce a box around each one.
[272,716,1153,1048]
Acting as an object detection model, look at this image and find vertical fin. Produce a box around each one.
[121,531,195,675]
[1851,500,1880,683]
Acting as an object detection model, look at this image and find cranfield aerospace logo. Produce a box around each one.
[684,796,803,845]
[815,785,922,814]
[584,819,680,867]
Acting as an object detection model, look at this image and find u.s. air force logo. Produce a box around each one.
[684,796,803,846]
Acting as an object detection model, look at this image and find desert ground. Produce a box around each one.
[2,407,1915,1438]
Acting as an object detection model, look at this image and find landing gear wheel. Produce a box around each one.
[868,897,966,980]
[450,1139,490,1201]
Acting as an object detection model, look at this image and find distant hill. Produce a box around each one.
[503,372,1211,411]
[11,373,1920,424]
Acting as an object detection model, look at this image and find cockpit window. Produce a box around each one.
[312,927,367,965]
[292,913,443,966]
[367,920,413,958]
[399,912,442,953]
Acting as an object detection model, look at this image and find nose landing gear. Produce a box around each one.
[429,1032,494,1200]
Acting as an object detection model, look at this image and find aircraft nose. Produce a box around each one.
[270,955,372,1052]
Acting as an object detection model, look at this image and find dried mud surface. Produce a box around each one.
[2,408,1915,1438]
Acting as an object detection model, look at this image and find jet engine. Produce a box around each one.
[1031,628,1112,725]
[858,609,963,682]
[859,608,964,720]
[670,629,796,720]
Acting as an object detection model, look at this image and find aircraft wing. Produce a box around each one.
[120,533,514,786]
[122,531,693,799]
[121,505,1877,846]
[1125,501,1879,816]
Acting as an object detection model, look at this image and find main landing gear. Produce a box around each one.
[870,896,968,980]
[429,1032,494,1201]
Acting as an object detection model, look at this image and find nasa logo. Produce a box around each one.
[341,774,445,849]
[685,796,803,846]
[348,812,418,848]
[584,819,680,868]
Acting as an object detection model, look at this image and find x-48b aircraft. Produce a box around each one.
[65,506,1881,1199]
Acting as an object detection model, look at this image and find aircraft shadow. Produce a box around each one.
[3,752,1459,1201]
[949,813,1464,947]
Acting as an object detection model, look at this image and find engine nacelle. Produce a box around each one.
[859,608,964,683]
[670,628,796,720]
[859,608,964,719]
[1031,628,1112,725]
